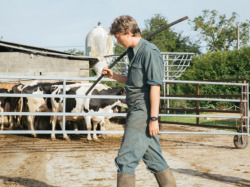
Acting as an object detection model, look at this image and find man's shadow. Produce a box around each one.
[173,168,250,187]
[0,175,59,187]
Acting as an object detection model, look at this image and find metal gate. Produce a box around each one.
[0,75,249,147]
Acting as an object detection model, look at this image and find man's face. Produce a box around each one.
[114,32,131,48]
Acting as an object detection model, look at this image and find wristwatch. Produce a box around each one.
[150,116,158,121]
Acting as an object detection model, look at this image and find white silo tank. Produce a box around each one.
[85,22,114,76]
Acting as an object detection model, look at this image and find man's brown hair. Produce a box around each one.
[110,15,141,37]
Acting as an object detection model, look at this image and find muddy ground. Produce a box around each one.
[0,120,249,187]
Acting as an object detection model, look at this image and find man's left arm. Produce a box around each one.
[149,85,160,137]
[144,49,164,137]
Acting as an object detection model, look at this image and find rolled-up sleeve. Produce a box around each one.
[144,49,164,86]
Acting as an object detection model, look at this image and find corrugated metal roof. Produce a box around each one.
[0,40,99,66]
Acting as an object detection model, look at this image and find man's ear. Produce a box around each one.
[125,29,132,37]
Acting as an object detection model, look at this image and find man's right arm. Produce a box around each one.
[101,67,127,83]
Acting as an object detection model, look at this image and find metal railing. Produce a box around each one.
[0,75,249,136]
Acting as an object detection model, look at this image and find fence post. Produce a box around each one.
[196,84,200,125]
[166,54,169,114]
[159,97,163,131]
[243,79,247,131]
[63,79,66,133]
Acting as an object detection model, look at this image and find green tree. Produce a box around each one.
[141,14,201,53]
[0,36,3,41]
[179,47,250,108]
[64,48,84,55]
[114,43,126,54]
[189,10,250,51]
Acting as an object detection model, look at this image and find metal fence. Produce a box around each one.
[0,75,249,136]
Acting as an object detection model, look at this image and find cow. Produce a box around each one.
[50,83,109,141]
[88,86,127,140]
[8,84,24,129]
[0,88,11,130]
[50,83,127,141]
[18,81,75,138]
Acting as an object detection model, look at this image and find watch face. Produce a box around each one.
[150,117,158,121]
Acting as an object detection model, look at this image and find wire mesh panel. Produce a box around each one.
[104,53,129,75]
[104,52,194,78]
[161,52,194,80]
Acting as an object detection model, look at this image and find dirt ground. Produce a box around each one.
[0,121,249,187]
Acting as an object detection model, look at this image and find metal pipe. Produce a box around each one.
[167,54,169,113]
[0,93,247,102]
[161,52,195,55]
[0,75,248,86]
[163,54,166,113]
[0,112,247,119]
[163,59,193,61]
[247,84,249,135]
[164,80,247,86]
[0,130,248,135]
[105,52,195,57]
[62,79,66,133]
[0,75,117,81]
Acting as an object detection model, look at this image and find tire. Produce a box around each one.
[234,135,248,149]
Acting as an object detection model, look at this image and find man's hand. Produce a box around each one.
[149,120,159,137]
[101,67,114,79]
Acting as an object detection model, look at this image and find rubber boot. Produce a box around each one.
[117,173,135,187]
[154,168,177,187]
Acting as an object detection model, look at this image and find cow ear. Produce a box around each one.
[120,88,124,95]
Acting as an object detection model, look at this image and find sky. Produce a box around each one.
[0,0,250,53]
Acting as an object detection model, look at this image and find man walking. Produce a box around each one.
[102,15,177,187]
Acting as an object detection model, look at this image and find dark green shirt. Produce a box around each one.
[125,38,164,107]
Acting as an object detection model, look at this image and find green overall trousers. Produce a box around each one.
[115,38,169,174]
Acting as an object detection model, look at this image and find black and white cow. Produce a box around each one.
[0,88,11,130]
[8,84,24,129]
[50,83,127,141]
[18,81,75,138]
[88,86,127,140]
[0,84,26,130]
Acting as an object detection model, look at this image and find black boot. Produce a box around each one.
[117,173,135,187]
[154,168,177,187]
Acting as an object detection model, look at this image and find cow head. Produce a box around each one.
[51,85,71,95]
[113,87,127,108]
[50,85,60,95]
[50,85,64,105]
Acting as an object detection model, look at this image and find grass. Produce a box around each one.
[160,111,244,132]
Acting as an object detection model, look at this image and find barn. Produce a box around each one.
[0,40,99,87]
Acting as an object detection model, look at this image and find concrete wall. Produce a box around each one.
[0,52,89,84]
